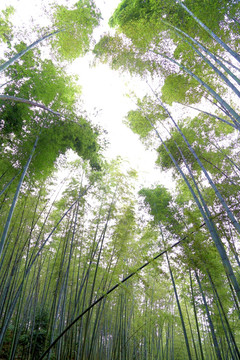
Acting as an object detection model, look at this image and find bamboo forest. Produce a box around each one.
[0,0,240,358]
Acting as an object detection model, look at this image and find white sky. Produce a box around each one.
[0,0,173,190]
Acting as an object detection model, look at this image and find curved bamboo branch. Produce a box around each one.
[0,94,61,116]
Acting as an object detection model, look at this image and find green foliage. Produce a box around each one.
[51,0,101,61]
[0,102,31,135]
[94,33,158,76]
[0,117,101,181]
[156,114,235,176]
[161,74,203,105]
[139,185,174,224]
[105,0,240,108]
[124,95,167,142]
[110,0,239,40]
[31,119,100,178]
[0,1,240,359]
[3,42,81,110]
[109,0,152,28]
[0,43,101,180]
[125,109,152,138]
[0,6,14,46]
[156,125,196,171]
[19,307,49,359]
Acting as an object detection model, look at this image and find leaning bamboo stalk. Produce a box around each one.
[0,29,64,73]
[0,134,39,258]
[169,112,240,234]
[161,19,240,86]
[166,252,192,360]
[177,144,240,302]
[0,185,93,350]
[224,223,240,269]
[177,35,240,98]
[137,103,240,300]
[150,92,240,235]
[195,271,223,360]
[189,271,205,360]
[38,231,191,359]
[207,270,240,359]
[38,192,238,359]
[175,0,240,64]
[215,54,240,72]
[80,194,117,360]
[205,94,239,126]
[176,102,239,131]
[200,156,238,187]
[184,299,199,360]
[0,171,21,198]
[153,50,240,127]
[209,140,240,174]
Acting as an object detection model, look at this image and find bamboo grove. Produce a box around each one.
[0,0,239,359]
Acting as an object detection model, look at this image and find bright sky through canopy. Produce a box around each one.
[0,0,172,188]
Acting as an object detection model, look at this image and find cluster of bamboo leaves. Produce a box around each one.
[0,0,240,359]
